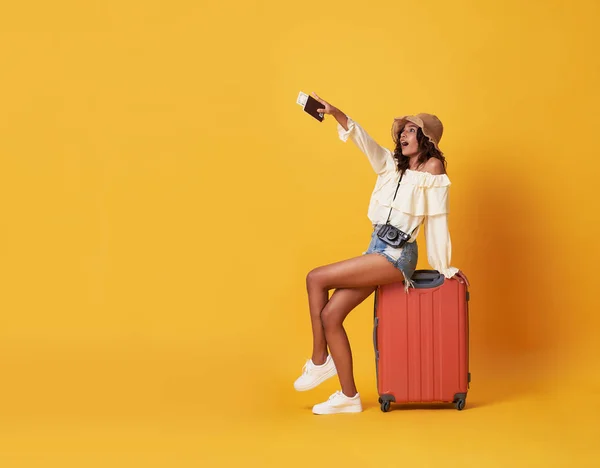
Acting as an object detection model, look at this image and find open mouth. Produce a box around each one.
[401,141,409,147]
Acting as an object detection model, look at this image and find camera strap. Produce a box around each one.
[385,171,404,225]
[384,170,418,239]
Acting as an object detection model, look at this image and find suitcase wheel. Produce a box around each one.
[380,401,391,412]
[454,399,466,411]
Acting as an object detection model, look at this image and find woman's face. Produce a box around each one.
[399,123,420,157]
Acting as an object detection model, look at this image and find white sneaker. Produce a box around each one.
[312,390,363,415]
[293,355,337,392]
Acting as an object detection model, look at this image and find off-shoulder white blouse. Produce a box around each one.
[337,117,459,279]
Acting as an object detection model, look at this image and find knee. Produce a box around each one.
[306,267,325,290]
[321,307,343,332]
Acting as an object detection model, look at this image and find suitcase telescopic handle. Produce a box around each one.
[410,270,445,289]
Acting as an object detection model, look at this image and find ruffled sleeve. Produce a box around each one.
[337,117,395,176]
[395,170,459,279]
[425,213,460,279]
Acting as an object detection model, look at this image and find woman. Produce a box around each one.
[294,93,470,415]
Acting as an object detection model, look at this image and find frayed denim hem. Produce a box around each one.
[369,251,415,293]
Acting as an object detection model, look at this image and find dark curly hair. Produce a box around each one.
[393,126,447,175]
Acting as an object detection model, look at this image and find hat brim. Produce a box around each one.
[391,115,441,152]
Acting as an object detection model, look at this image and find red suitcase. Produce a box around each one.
[373,270,470,412]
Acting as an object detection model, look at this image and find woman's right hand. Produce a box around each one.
[312,93,337,115]
[312,92,348,130]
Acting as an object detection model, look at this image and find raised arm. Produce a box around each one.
[312,92,394,175]
[312,92,348,130]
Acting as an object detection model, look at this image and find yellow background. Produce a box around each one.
[1,0,599,466]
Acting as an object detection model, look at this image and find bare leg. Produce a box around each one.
[306,253,407,369]
[306,275,329,365]
[321,286,376,396]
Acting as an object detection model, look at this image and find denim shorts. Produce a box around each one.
[363,225,418,286]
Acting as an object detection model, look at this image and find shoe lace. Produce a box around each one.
[328,391,342,401]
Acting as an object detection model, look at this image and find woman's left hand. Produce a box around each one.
[454,270,470,287]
